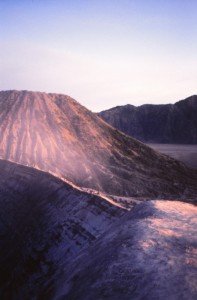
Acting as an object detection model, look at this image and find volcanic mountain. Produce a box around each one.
[0,90,197,199]
[98,95,197,144]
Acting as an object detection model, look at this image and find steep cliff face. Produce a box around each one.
[55,200,197,300]
[98,95,197,144]
[0,90,197,199]
[0,159,125,299]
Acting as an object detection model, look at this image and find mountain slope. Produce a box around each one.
[54,200,197,300]
[0,90,197,199]
[98,95,197,144]
[0,159,124,299]
[1,160,196,299]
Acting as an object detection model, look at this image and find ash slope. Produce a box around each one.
[0,159,125,299]
[0,90,197,199]
[98,95,197,144]
[55,200,197,300]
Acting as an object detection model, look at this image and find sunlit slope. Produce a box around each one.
[0,90,197,198]
[56,200,197,300]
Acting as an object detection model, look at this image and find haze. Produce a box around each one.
[0,0,197,111]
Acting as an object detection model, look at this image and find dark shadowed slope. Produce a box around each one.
[0,159,125,299]
[98,95,197,144]
[0,90,197,199]
[54,200,197,300]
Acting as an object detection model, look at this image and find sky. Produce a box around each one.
[0,0,197,111]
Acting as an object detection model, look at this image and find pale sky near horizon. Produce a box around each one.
[0,0,196,111]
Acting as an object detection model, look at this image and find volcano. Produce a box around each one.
[0,91,197,299]
[0,90,197,200]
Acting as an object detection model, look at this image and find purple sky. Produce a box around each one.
[0,0,197,111]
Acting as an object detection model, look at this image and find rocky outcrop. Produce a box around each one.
[98,95,197,144]
[55,200,197,300]
[0,159,125,299]
[0,90,197,199]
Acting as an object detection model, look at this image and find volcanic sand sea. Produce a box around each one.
[147,144,197,169]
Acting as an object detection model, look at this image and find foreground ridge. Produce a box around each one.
[0,159,125,299]
[55,200,197,300]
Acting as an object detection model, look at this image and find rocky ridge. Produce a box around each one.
[0,159,125,299]
[0,159,196,300]
[98,95,197,144]
[54,200,197,300]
